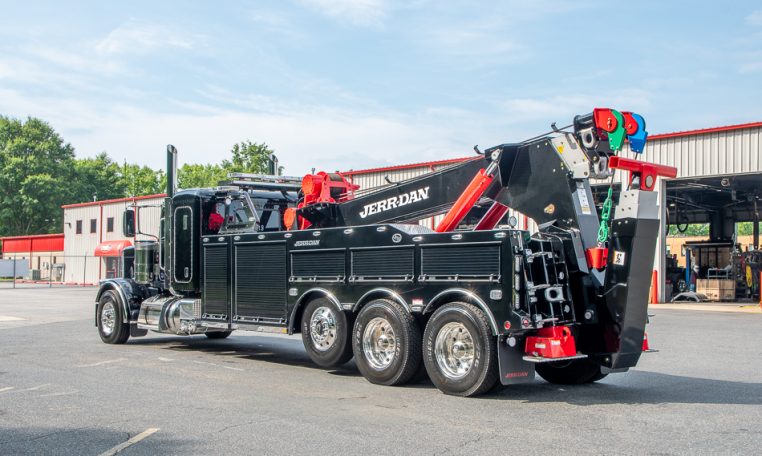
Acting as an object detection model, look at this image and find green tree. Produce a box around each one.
[0,116,76,236]
[121,162,165,196]
[71,152,126,203]
[668,223,710,237]
[175,141,279,189]
[222,141,276,175]
[737,222,760,236]
[177,163,227,189]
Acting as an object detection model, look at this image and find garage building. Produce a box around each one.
[61,194,164,284]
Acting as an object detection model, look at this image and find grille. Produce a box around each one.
[421,244,500,280]
[235,244,287,319]
[203,246,229,316]
[291,250,345,280]
[351,247,414,280]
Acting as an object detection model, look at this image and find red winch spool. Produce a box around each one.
[525,326,578,359]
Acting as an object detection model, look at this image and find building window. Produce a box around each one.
[107,217,114,233]
[76,220,82,234]
[90,219,97,234]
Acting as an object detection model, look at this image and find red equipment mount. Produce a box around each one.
[285,172,359,230]
[524,326,583,361]
[609,156,677,192]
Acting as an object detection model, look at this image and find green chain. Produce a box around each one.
[597,186,613,244]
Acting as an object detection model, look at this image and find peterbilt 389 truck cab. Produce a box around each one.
[94,109,676,396]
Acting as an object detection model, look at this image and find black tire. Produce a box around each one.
[205,330,232,339]
[535,358,608,385]
[301,298,353,368]
[97,290,130,344]
[352,299,421,386]
[423,302,499,397]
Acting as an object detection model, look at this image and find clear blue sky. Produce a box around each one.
[1,1,760,174]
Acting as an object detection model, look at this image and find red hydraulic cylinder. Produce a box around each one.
[475,202,509,230]
[436,168,495,232]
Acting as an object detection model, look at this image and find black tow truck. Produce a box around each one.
[94,108,676,396]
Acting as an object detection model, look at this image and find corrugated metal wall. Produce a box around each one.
[62,197,164,283]
[611,126,762,182]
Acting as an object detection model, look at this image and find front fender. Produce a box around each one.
[95,279,143,324]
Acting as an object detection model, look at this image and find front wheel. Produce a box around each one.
[97,290,130,344]
[422,302,498,397]
[301,298,353,368]
[352,299,421,386]
[535,358,608,385]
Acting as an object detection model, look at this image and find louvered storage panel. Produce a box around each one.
[351,247,414,281]
[203,245,229,317]
[290,249,345,282]
[235,243,287,320]
[421,244,501,281]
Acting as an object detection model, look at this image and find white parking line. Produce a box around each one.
[39,390,79,398]
[76,358,127,368]
[0,387,14,393]
[22,383,51,391]
[98,427,159,456]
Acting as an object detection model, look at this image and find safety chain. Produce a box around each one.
[597,181,614,245]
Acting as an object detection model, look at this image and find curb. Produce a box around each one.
[650,303,762,314]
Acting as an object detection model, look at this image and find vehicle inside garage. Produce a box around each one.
[664,173,761,302]
[593,172,761,302]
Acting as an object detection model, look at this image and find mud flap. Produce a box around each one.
[130,324,148,337]
[497,336,535,385]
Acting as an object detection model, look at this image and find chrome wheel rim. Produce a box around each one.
[101,301,116,337]
[309,306,337,352]
[434,322,475,380]
[362,317,397,370]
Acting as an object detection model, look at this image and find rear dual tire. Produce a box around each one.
[301,298,354,368]
[422,302,499,397]
[352,299,422,386]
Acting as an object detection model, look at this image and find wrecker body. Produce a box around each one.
[95,109,676,396]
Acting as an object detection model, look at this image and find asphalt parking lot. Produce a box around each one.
[1,287,760,455]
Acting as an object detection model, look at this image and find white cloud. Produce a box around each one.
[500,91,653,123]
[298,0,389,27]
[0,86,479,176]
[424,26,523,58]
[746,10,762,26]
[95,19,200,55]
